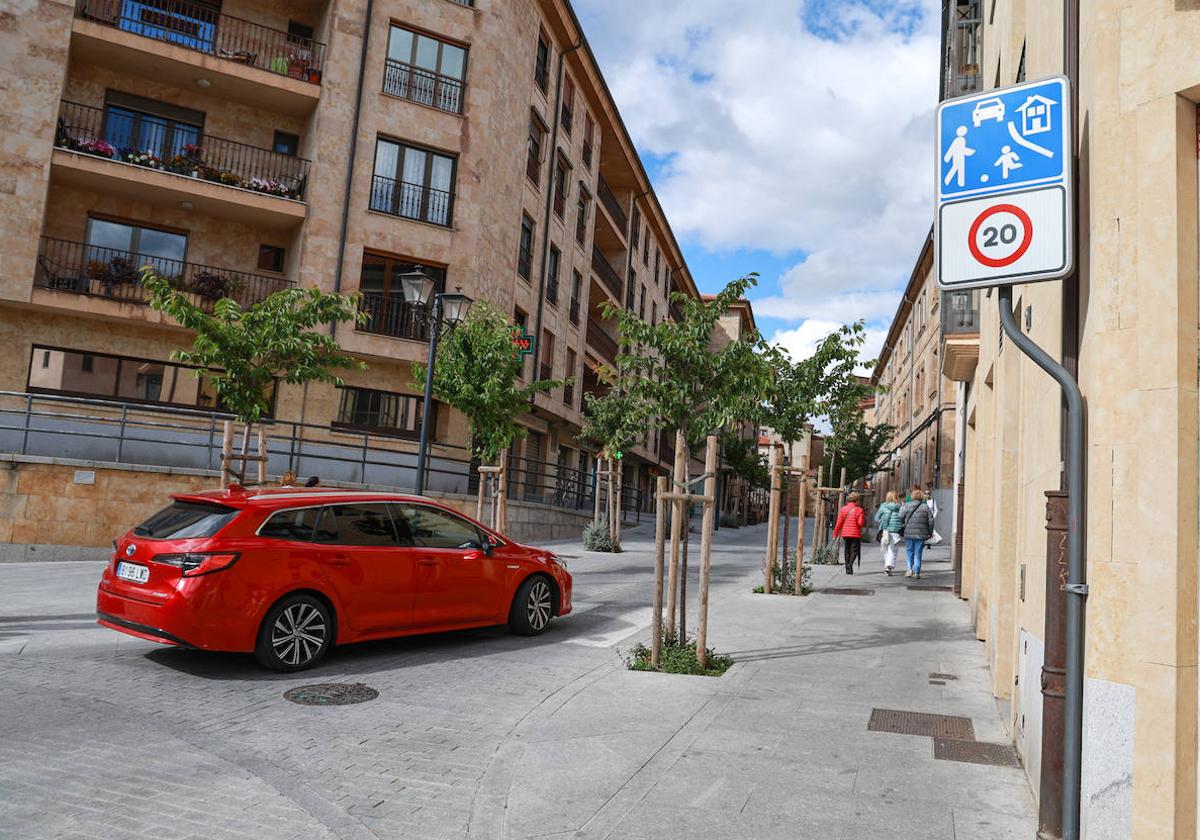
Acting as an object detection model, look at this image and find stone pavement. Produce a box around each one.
[0,520,1035,839]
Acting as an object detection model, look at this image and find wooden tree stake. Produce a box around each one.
[764,444,781,593]
[694,435,718,668]
[666,430,685,637]
[651,475,668,669]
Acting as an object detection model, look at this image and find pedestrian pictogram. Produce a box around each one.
[935,76,1073,290]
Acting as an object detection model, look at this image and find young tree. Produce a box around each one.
[608,275,775,637]
[579,368,647,543]
[825,418,896,486]
[720,431,769,521]
[144,274,365,484]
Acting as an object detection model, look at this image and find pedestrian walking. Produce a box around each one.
[833,491,866,575]
[873,491,903,575]
[899,489,935,579]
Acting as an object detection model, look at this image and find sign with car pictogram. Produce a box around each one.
[935,76,1073,290]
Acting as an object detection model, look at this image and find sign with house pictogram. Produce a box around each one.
[935,76,1073,290]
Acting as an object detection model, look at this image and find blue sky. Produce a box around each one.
[573,0,940,365]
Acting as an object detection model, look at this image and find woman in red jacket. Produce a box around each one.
[833,492,866,575]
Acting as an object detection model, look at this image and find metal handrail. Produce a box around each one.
[382,59,465,115]
[357,293,430,342]
[597,175,627,234]
[586,320,618,362]
[369,174,454,227]
[74,0,326,83]
[56,100,309,199]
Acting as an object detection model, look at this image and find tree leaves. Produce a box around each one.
[825,419,896,485]
[143,272,365,423]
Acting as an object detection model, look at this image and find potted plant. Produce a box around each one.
[248,177,293,198]
[191,270,233,300]
[75,138,117,158]
[89,256,141,296]
[181,143,205,177]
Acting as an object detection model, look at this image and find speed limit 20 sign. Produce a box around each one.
[935,77,1073,290]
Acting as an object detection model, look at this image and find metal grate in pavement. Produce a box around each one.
[820,588,875,596]
[868,708,975,741]
[284,683,378,706]
[933,738,1020,767]
[929,673,958,681]
[906,585,955,592]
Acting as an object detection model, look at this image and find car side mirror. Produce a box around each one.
[481,535,495,556]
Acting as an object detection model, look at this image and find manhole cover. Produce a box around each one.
[868,708,975,741]
[820,588,875,596]
[929,672,958,681]
[284,683,378,706]
[906,585,954,592]
[933,738,1020,767]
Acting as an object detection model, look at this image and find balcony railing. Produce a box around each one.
[597,175,627,235]
[382,59,465,115]
[55,100,309,199]
[575,204,587,245]
[357,293,430,342]
[526,148,541,184]
[942,290,980,335]
[560,105,573,135]
[586,320,618,362]
[369,174,453,227]
[569,297,580,325]
[563,380,574,406]
[74,0,326,84]
[35,236,294,310]
[591,245,623,301]
[539,362,552,382]
[517,245,533,280]
[582,140,593,169]
[546,275,559,305]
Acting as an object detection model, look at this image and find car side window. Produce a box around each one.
[259,507,322,541]
[398,504,485,550]
[315,504,398,547]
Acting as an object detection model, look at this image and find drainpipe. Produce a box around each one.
[530,37,584,392]
[329,0,375,339]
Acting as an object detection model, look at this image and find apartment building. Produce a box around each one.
[868,232,956,536]
[942,1,1200,837]
[0,0,697,541]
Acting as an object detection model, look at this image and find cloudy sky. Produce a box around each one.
[573,0,941,367]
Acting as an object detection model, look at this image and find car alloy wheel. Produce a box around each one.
[526,579,552,631]
[271,602,327,667]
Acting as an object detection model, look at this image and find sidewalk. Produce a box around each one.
[497,522,1036,840]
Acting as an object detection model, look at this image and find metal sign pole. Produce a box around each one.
[997,285,1086,839]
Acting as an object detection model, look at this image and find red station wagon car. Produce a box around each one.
[96,488,573,671]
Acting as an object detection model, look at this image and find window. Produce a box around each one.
[259,507,322,541]
[651,301,657,325]
[397,504,485,549]
[315,504,399,547]
[134,501,239,539]
[626,267,636,309]
[553,154,569,218]
[335,386,425,437]
[27,345,231,410]
[526,111,546,185]
[384,25,467,113]
[85,217,187,279]
[630,206,641,249]
[534,33,550,92]
[540,329,554,381]
[642,229,649,265]
[639,285,645,319]
[287,20,314,42]
[582,113,595,167]
[576,185,590,245]
[547,246,560,305]
[560,75,575,134]
[272,131,299,156]
[257,245,285,273]
[102,91,203,162]
[564,348,576,406]
[518,215,535,280]
[358,251,444,341]
[370,138,455,226]
[569,270,582,325]
[654,249,660,285]
[514,308,529,378]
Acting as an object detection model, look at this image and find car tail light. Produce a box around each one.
[154,552,240,577]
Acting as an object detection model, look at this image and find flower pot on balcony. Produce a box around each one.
[191,270,234,301]
[306,68,322,84]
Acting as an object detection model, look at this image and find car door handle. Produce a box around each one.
[327,554,352,567]
[417,558,438,566]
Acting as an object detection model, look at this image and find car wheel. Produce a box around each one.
[255,594,333,672]
[509,576,554,636]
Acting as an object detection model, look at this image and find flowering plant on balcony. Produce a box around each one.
[247,177,294,198]
[199,166,243,186]
[123,149,162,168]
[181,144,205,160]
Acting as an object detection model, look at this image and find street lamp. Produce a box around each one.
[404,268,473,495]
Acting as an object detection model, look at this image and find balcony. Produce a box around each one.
[517,244,533,280]
[591,245,623,302]
[941,289,980,381]
[72,0,324,115]
[597,175,627,236]
[34,236,294,311]
[586,320,618,363]
[569,297,580,326]
[369,174,454,227]
[357,293,430,342]
[382,59,465,115]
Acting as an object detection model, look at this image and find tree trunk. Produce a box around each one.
[666,430,686,639]
[257,424,268,485]
[679,441,690,641]
[764,444,781,593]
[651,475,668,669]
[794,476,809,595]
[781,475,791,589]
[220,420,235,486]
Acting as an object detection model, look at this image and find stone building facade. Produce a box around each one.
[0,0,699,537]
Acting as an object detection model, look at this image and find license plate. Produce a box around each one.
[116,562,150,584]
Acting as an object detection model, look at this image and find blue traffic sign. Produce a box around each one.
[937,77,1068,202]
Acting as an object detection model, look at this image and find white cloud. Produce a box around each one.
[575,0,938,326]
[768,319,887,374]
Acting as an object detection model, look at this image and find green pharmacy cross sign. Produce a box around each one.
[510,325,535,360]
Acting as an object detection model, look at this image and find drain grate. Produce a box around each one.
[868,708,975,741]
[906,585,954,592]
[929,672,958,681]
[934,738,1020,767]
[820,588,875,596]
[284,683,378,706]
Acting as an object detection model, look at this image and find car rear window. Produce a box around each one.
[133,501,240,539]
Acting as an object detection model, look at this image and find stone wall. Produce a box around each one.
[0,455,591,561]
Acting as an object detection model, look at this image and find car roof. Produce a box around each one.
[171,487,440,509]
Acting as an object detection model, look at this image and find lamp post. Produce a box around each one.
[401,268,472,495]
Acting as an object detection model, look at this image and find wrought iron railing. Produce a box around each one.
[357,293,430,342]
[369,174,453,227]
[560,104,573,135]
[597,175,627,234]
[591,245,623,301]
[74,0,325,84]
[382,59,465,115]
[563,381,574,407]
[942,290,980,334]
[586,320,618,362]
[546,274,559,305]
[55,100,309,199]
[575,204,587,244]
[569,298,580,325]
[525,147,541,184]
[35,236,294,310]
[582,140,593,168]
[517,245,533,280]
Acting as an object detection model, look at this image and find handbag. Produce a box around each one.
[928,529,944,546]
